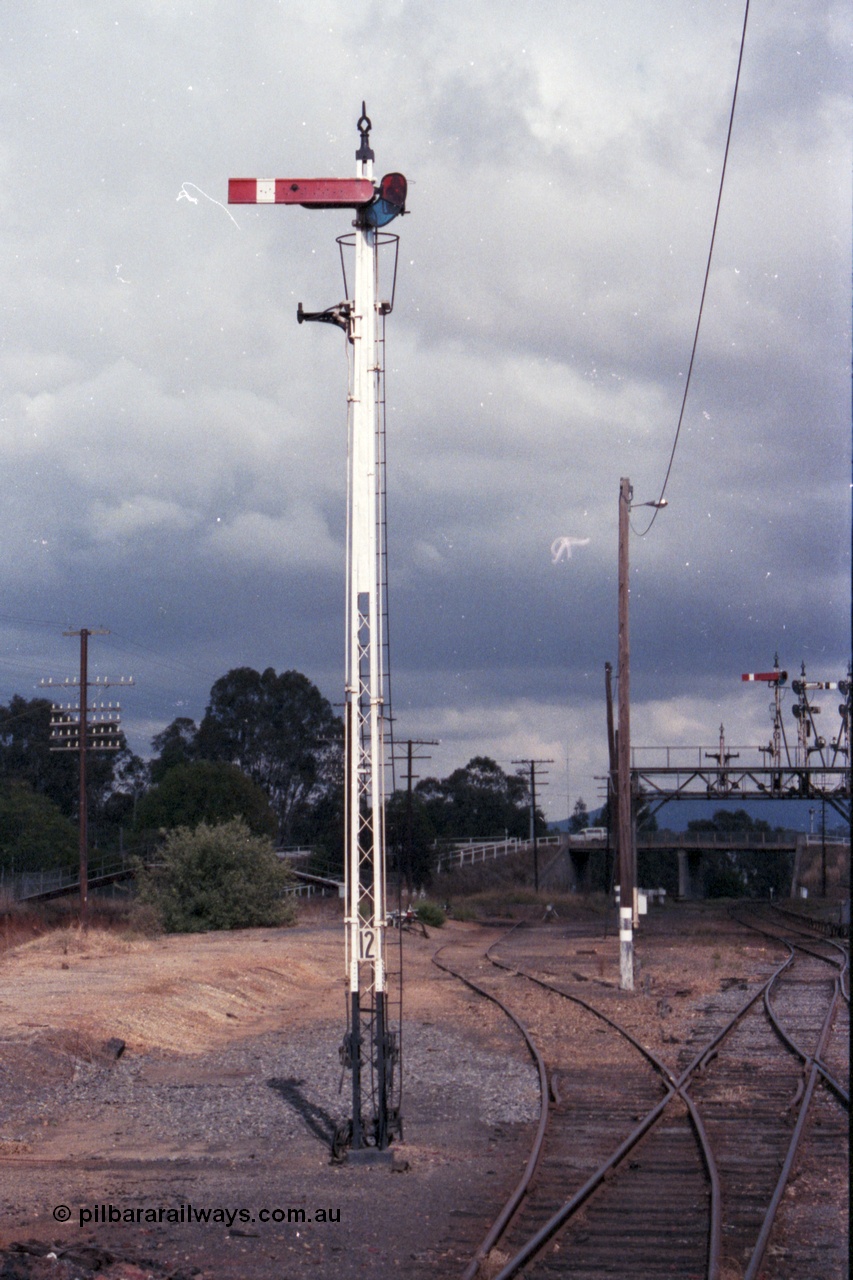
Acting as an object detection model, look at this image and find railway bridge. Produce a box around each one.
[541,830,813,900]
[437,829,849,904]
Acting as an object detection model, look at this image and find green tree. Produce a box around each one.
[89,744,150,852]
[569,797,589,833]
[705,862,747,898]
[0,696,78,813]
[687,808,771,834]
[135,761,276,838]
[291,781,344,871]
[149,717,198,783]
[0,694,127,826]
[686,809,789,898]
[415,756,540,840]
[385,789,438,891]
[0,781,77,873]
[135,818,295,932]
[194,668,343,843]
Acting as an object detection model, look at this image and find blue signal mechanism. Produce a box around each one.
[364,172,407,227]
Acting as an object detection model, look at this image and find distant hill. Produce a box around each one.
[550,796,849,836]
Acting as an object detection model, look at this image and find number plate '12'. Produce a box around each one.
[358,928,376,961]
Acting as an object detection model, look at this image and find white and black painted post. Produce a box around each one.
[617,477,634,991]
[229,107,407,1151]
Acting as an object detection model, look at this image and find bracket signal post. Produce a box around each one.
[229,108,406,1153]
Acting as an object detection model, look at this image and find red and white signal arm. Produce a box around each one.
[228,177,375,208]
[742,670,787,683]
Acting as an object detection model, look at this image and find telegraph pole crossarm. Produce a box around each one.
[40,628,134,924]
[229,107,407,1154]
[392,739,439,896]
[512,758,553,893]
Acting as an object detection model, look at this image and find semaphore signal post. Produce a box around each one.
[229,107,407,1154]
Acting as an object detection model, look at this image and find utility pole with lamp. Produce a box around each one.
[617,478,666,991]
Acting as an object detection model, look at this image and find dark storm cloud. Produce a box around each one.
[0,1,849,814]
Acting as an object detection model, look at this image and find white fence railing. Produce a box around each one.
[0,854,134,903]
[436,835,561,874]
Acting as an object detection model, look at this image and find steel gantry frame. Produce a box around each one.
[229,107,406,1152]
[631,662,851,825]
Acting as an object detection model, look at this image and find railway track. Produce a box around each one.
[435,906,849,1279]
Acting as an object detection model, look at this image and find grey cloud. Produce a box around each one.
[0,1,848,817]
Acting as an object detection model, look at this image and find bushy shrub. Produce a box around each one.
[0,781,77,872]
[705,867,745,899]
[415,900,446,927]
[135,818,295,933]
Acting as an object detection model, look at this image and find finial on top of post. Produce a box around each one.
[356,102,374,163]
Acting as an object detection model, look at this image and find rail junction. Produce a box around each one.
[435,906,849,1279]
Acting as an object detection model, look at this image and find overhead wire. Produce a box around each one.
[102,628,219,683]
[634,0,751,538]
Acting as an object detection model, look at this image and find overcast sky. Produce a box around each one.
[1,1,850,820]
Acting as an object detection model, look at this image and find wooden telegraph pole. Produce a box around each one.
[395,739,438,896]
[41,629,133,924]
[615,480,667,989]
[617,478,634,991]
[512,758,553,892]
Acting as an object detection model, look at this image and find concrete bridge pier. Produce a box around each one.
[677,849,703,899]
[569,847,590,892]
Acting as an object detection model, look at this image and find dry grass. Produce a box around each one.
[17,925,150,958]
[449,888,609,921]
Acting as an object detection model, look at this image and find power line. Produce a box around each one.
[103,628,216,682]
[0,612,212,686]
[636,0,751,538]
[0,612,69,629]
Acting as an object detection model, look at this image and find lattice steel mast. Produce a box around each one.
[229,108,406,1151]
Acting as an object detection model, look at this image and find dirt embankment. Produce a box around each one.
[0,914,343,1056]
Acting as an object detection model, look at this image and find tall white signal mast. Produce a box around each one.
[229,107,406,1152]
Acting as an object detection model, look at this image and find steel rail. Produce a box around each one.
[447,914,844,1280]
[485,934,724,1277]
[743,971,842,1280]
[483,939,795,1280]
[764,969,849,1105]
[480,924,803,1280]
[767,907,850,1002]
[769,900,850,940]
[734,908,850,1101]
[489,1091,678,1280]
[737,904,849,976]
[431,939,550,1280]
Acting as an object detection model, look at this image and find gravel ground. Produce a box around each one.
[0,911,539,1279]
[0,902,847,1279]
[1,1019,538,1163]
